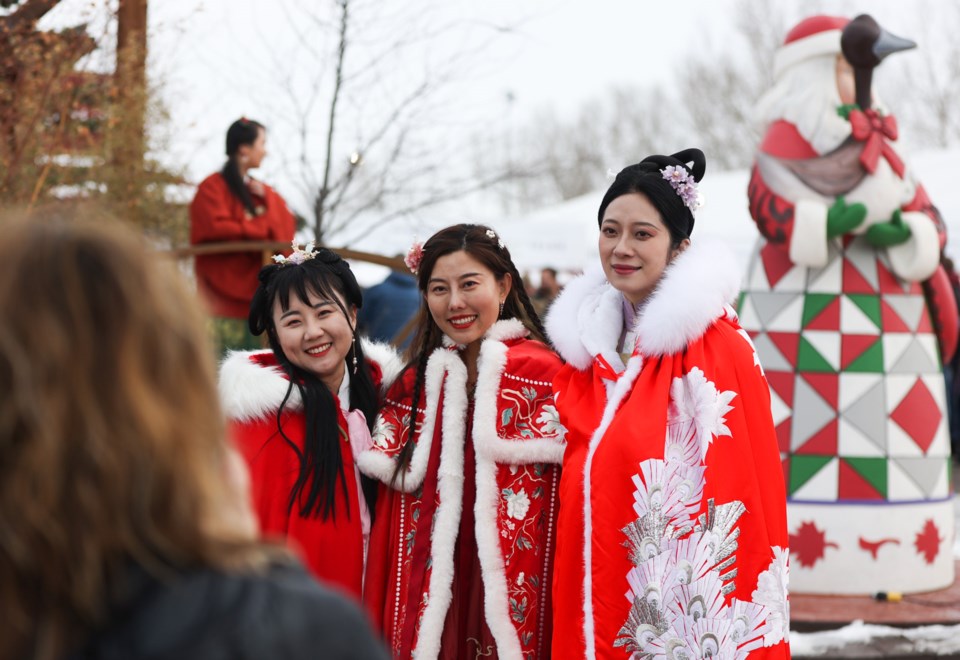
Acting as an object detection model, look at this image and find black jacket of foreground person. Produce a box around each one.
[67,562,388,660]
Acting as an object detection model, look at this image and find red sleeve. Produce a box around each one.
[748,164,796,246]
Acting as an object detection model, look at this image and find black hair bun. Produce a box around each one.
[638,148,706,183]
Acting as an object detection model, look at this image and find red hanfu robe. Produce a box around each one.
[546,242,791,659]
[359,319,565,660]
[218,342,403,599]
[190,172,296,319]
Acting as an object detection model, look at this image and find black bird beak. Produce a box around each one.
[873,28,916,61]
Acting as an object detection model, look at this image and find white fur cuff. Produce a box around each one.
[789,198,829,268]
[886,211,940,282]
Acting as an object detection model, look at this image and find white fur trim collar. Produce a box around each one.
[362,339,405,392]
[218,349,295,422]
[546,240,740,369]
[218,339,402,422]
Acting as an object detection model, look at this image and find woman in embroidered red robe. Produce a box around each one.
[359,224,565,659]
[190,118,296,351]
[219,246,402,600]
[547,150,791,659]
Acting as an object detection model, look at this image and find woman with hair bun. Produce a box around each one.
[547,150,790,658]
[190,117,296,352]
[218,244,402,600]
[359,224,565,659]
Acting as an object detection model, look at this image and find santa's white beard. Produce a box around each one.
[755,55,889,156]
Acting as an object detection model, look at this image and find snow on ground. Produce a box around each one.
[790,621,960,657]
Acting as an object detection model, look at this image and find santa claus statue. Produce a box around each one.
[739,14,958,595]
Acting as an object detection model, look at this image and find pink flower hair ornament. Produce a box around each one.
[404,241,424,275]
[661,165,704,212]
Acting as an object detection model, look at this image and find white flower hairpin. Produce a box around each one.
[486,228,505,249]
[272,240,318,265]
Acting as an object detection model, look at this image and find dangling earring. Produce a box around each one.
[498,300,505,319]
[351,334,358,374]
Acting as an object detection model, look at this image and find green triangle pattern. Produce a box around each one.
[797,336,836,373]
[737,291,746,314]
[844,457,888,497]
[846,339,884,373]
[848,294,882,330]
[789,455,833,494]
[802,293,837,328]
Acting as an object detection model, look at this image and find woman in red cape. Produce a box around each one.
[360,225,565,659]
[546,150,791,659]
[219,245,402,600]
[190,118,295,351]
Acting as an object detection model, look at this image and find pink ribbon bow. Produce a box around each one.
[848,108,905,178]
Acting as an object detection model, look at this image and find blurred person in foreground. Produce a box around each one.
[190,117,296,353]
[0,214,387,660]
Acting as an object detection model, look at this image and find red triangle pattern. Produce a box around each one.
[877,260,907,294]
[806,297,841,331]
[841,335,880,369]
[761,242,795,289]
[880,300,911,332]
[838,459,883,500]
[843,258,876,294]
[780,456,791,489]
[776,419,792,454]
[766,370,796,407]
[747,329,760,339]
[795,418,838,455]
[916,308,934,335]
[768,332,800,368]
[803,372,839,409]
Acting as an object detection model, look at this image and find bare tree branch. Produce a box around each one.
[0,0,60,32]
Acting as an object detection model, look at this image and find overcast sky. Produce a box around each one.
[33,0,952,258]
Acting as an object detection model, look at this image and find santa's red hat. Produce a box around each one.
[774,15,849,79]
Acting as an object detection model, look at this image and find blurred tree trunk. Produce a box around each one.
[111,0,147,204]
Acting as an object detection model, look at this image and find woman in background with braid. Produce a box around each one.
[190,117,296,353]
[359,224,565,660]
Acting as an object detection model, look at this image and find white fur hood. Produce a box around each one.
[218,339,405,422]
[546,239,741,370]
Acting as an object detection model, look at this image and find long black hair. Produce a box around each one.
[392,224,548,484]
[221,118,264,217]
[249,248,379,520]
[598,148,706,247]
